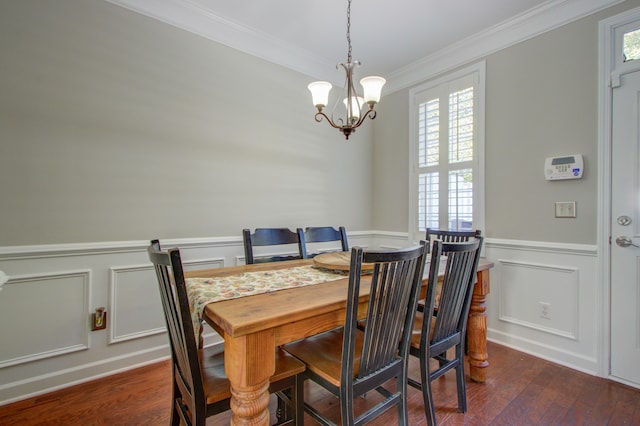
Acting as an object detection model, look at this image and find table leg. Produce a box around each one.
[467,268,490,383]
[225,330,275,425]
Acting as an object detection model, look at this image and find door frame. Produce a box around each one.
[598,5,640,384]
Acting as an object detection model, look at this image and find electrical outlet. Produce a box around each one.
[539,302,551,319]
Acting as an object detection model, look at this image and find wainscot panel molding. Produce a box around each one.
[0,234,602,404]
[498,260,579,340]
[484,238,599,376]
[108,264,167,344]
[0,232,379,405]
[0,270,91,368]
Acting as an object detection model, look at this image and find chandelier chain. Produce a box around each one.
[346,0,352,63]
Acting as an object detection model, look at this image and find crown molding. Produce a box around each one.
[103,0,336,82]
[385,0,625,92]
[104,0,624,92]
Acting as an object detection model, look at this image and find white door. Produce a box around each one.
[610,68,640,387]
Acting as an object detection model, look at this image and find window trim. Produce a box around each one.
[408,61,486,244]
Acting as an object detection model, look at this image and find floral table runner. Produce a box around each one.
[186,265,347,343]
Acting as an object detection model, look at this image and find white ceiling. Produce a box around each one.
[106,0,623,91]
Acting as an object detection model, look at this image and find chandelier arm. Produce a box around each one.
[315,106,376,134]
[314,112,345,130]
[351,107,377,129]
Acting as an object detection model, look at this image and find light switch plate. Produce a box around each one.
[555,201,576,218]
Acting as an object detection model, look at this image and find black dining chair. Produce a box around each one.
[420,228,481,312]
[283,243,428,425]
[301,226,349,258]
[425,228,481,253]
[147,240,305,425]
[408,238,483,426]
[242,228,306,264]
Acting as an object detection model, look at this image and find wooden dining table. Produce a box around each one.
[185,256,493,426]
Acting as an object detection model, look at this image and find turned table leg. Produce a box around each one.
[225,331,275,425]
[467,268,490,383]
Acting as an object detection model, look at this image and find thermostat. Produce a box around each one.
[545,154,583,180]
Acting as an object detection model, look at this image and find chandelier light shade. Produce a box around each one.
[360,76,386,103]
[343,96,365,122]
[308,81,333,109]
[308,0,386,139]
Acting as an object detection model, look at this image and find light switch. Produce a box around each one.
[555,201,576,218]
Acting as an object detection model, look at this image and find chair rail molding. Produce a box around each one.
[485,237,597,256]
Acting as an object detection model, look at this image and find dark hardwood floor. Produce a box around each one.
[1,342,639,425]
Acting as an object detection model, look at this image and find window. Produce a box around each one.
[409,63,485,242]
[623,28,640,62]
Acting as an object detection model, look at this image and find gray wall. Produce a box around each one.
[371,91,410,233]
[484,11,600,243]
[3,0,639,248]
[373,0,639,245]
[0,0,374,246]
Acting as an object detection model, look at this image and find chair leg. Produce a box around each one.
[455,345,467,413]
[397,372,409,426]
[170,382,181,426]
[422,378,437,426]
[276,391,288,423]
[420,350,437,426]
[293,375,305,426]
[340,384,355,426]
[273,375,306,426]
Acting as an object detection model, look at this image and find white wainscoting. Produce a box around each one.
[0,231,380,405]
[0,234,601,405]
[498,260,579,340]
[0,270,91,368]
[109,264,166,344]
[484,239,599,375]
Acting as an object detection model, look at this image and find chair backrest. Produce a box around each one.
[421,238,483,352]
[302,226,349,258]
[242,228,306,264]
[344,243,428,382]
[147,240,206,421]
[425,228,481,254]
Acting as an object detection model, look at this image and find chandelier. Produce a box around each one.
[307,0,386,140]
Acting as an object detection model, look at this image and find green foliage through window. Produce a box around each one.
[624,29,640,62]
